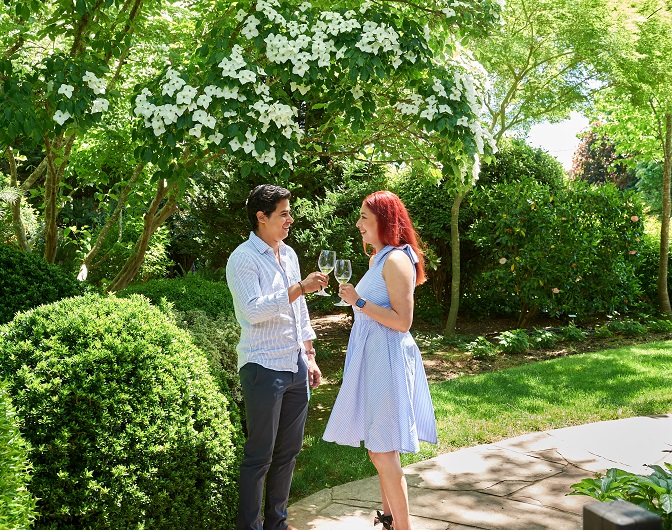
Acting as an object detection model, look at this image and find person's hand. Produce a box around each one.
[337,283,359,306]
[307,357,322,389]
[302,271,329,293]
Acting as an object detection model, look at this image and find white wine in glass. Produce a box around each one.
[334,259,352,306]
[316,250,336,296]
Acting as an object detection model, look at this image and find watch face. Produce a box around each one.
[356,298,366,308]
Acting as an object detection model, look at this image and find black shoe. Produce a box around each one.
[373,510,394,530]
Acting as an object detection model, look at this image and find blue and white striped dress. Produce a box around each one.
[323,245,437,453]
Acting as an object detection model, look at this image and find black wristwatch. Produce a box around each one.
[355,298,367,311]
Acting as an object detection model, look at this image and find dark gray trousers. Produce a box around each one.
[236,356,309,530]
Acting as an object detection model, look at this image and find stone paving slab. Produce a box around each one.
[404,444,566,492]
[287,414,672,530]
[411,487,582,529]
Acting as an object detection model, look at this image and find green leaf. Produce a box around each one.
[254,138,267,155]
[75,0,87,16]
[142,148,153,163]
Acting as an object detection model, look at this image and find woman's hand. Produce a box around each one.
[337,283,359,306]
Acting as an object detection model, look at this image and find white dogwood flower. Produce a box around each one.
[58,84,74,98]
[53,110,71,125]
[91,98,109,113]
[82,71,106,94]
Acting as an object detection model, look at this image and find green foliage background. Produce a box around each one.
[0,244,85,325]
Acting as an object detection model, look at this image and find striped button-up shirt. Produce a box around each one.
[226,231,316,372]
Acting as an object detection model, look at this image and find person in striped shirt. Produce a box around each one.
[226,184,327,530]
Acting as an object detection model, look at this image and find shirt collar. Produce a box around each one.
[249,231,286,255]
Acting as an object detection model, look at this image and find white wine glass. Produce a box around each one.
[334,259,352,306]
[316,250,336,296]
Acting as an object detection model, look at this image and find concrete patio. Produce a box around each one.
[288,414,672,529]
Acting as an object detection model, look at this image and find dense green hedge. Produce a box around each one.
[0,383,37,529]
[172,309,244,425]
[120,276,243,420]
[0,294,243,529]
[466,177,645,323]
[120,274,234,317]
[0,244,84,325]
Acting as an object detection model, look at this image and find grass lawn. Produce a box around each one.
[290,339,672,503]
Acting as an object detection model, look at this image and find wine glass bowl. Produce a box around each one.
[316,250,336,296]
[334,259,352,306]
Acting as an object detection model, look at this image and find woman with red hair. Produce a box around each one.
[323,191,437,530]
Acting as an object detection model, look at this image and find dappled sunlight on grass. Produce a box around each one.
[292,337,672,503]
[430,342,672,451]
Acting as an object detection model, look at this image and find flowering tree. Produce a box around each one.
[0,0,501,291]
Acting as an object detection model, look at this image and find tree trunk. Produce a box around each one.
[43,137,61,263]
[106,179,179,293]
[444,190,464,336]
[658,113,672,316]
[42,136,74,263]
[82,162,145,270]
[5,147,30,251]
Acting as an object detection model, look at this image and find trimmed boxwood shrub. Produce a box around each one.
[172,309,243,425]
[0,294,243,529]
[0,383,37,529]
[120,274,234,317]
[0,244,84,325]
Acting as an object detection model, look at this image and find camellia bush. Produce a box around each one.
[0,294,242,529]
[467,177,645,325]
[394,140,567,319]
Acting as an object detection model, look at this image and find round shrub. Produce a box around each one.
[120,274,233,317]
[0,244,84,325]
[0,294,242,529]
[0,383,37,529]
[477,137,566,191]
[172,309,243,424]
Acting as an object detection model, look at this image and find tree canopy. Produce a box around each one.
[1,0,502,290]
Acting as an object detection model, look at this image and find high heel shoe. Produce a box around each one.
[373,510,394,529]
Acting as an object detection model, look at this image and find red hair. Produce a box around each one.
[362,190,426,286]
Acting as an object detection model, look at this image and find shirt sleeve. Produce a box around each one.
[289,249,316,341]
[299,294,316,342]
[226,251,289,325]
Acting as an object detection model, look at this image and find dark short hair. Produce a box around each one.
[246,184,292,230]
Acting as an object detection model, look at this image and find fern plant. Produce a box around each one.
[0,185,23,217]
